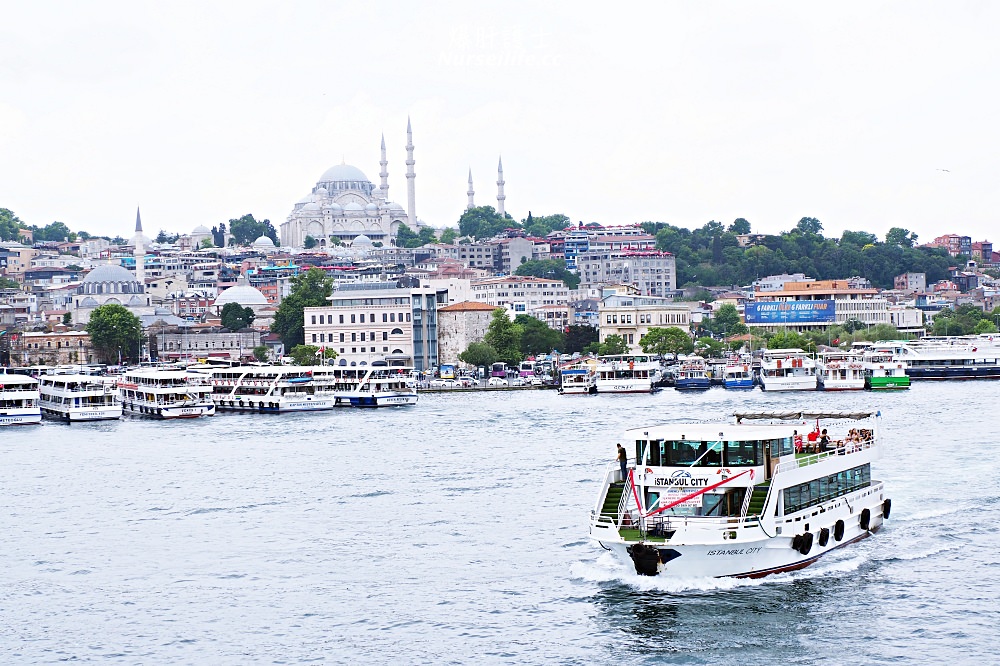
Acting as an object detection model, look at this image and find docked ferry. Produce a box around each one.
[758,349,818,391]
[0,372,42,426]
[559,365,597,394]
[871,337,1000,380]
[816,351,865,391]
[334,363,418,407]
[674,356,712,391]
[39,373,122,421]
[210,366,336,412]
[589,411,889,578]
[595,354,660,394]
[861,348,910,390]
[118,368,216,418]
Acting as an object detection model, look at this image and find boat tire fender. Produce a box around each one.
[791,534,803,551]
[818,528,830,547]
[834,520,845,542]
[627,543,661,576]
[860,508,871,531]
[798,532,814,555]
[882,499,892,520]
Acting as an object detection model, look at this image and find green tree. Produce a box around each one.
[766,330,815,352]
[705,303,747,336]
[974,319,999,335]
[564,325,599,353]
[62,312,72,326]
[252,345,269,362]
[220,302,256,330]
[484,308,523,366]
[458,205,513,239]
[458,341,499,367]
[728,218,751,234]
[885,227,918,247]
[228,214,276,245]
[514,259,580,289]
[156,229,170,243]
[598,334,630,355]
[639,327,693,356]
[417,227,438,245]
[271,267,333,348]
[395,223,422,248]
[85,303,143,364]
[0,276,20,290]
[0,208,25,241]
[515,315,564,356]
[288,344,337,365]
[522,212,570,238]
[795,217,823,235]
[439,228,458,244]
[303,235,318,249]
[695,336,725,357]
[199,238,214,249]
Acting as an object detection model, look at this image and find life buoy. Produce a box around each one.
[860,508,871,531]
[882,499,892,519]
[818,527,830,547]
[798,532,814,555]
[834,519,845,541]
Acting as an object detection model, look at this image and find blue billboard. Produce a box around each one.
[745,300,836,324]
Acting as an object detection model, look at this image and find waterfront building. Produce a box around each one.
[152,326,262,362]
[598,293,692,350]
[436,301,497,365]
[576,250,676,297]
[749,279,890,332]
[15,331,94,366]
[470,276,570,315]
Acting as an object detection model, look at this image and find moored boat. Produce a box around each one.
[862,347,911,390]
[722,362,755,389]
[871,337,1000,380]
[589,411,889,578]
[674,356,712,391]
[559,366,597,394]
[210,366,335,412]
[39,373,121,421]
[0,372,42,426]
[595,354,660,394]
[817,351,865,391]
[118,368,216,418]
[334,363,418,407]
[758,349,818,391]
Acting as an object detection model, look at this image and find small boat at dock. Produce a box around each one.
[0,372,42,426]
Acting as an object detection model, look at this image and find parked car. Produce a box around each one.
[429,378,448,388]
[487,377,508,387]
[529,376,543,386]
[509,377,526,387]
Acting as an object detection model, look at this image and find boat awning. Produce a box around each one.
[734,411,879,421]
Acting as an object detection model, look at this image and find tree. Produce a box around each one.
[522,213,570,237]
[303,235,318,249]
[458,341,499,367]
[62,312,72,326]
[288,344,337,366]
[766,330,815,352]
[705,303,747,336]
[271,267,333,348]
[252,345,269,362]
[395,223,422,248]
[974,319,999,335]
[795,217,823,235]
[598,334,630,355]
[0,208,24,241]
[695,336,724,357]
[885,227,918,248]
[484,308,523,366]
[515,259,580,289]
[0,276,20,290]
[417,227,438,245]
[458,205,512,239]
[728,218,751,234]
[220,302,256,330]
[199,238,214,249]
[639,327,693,356]
[515,315,564,356]
[228,214,275,245]
[85,303,143,364]
[564,325,599,353]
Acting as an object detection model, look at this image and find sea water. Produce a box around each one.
[1,382,997,664]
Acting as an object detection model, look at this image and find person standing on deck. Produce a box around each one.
[617,444,628,482]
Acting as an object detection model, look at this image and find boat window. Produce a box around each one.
[770,437,795,457]
[635,440,648,466]
[724,440,761,466]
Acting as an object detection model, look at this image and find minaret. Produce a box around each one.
[467,168,475,210]
[496,156,506,217]
[405,117,416,227]
[133,206,145,285]
[379,134,389,200]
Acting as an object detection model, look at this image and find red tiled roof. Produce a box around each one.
[438,301,500,312]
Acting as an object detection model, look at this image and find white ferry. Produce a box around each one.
[870,337,1000,380]
[758,349,818,391]
[0,372,42,426]
[39,373,122,421]
[589,411,889,578]
[210,366,335,412]
[861,347,910,390]
[595,354,660,394]
[118,368,216,418]
[559,365,597,394]
[816,351,865,391]
[334,363,418,407]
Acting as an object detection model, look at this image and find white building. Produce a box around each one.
[470,276,570,316]
[576,250,676,297]
[598,294,692,350]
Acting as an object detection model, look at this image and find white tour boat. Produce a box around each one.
[869,337,1000,380]
[0,372,42,426]
[758,349,818,391]
[595,354,660,394]
[118,368,216,418]
[816,351,866,391]
[334,363,418,407]
[861,347,910,390]
[560,365,597,394]
[210,365,336,412]
[39,373,122,421]
[589,411,890,578]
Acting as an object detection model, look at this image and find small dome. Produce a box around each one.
[314,186,329,196]
[253,235,276,247]
[353,234,373,247]
[192,224,210,234]
[327,202,343,213]
[365,203,379,214]
[80,297,99,307]
[387,201,405,212]
[214,284,268,306]
[82,264,139,284]
[344,202,364,212]
[296,195,313,205]
[318,163,370,183]
[302,202,321,213]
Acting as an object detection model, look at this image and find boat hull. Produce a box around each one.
[597,380,654,394]
[123,401,215,418]
[906,366,1000,380]
[561,384,597,394]
[759,377,817,391]
[675,378,712,391]
[42,406,122,421]
[0,410,42,426]
[819,380,865,391]
[866,376,910,389]
[723,379,755,390]
[214,398,334,413]
[339,393,419,408]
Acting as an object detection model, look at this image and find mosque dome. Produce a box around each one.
[314,186,329,197]
[344,202,364,214]
[327,202,343,214]
[192,224,210,234]
[352,234,373,247]
[83,264,138,285]
[296,195,313,205]
[214,283,268,306]
[302,202,321,214]
[365,202,379,214]
[386,201,405,212]
[253,235,276,247]
[319,163,370,183]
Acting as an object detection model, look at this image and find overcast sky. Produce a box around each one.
[2,1,997,243]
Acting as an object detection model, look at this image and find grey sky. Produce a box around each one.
[1,1,997,243]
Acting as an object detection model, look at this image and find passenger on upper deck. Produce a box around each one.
[819,429,832,452]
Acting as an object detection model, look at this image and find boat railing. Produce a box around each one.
[739,483,754,519]
[775,436,876,473]
[616,465,636,530]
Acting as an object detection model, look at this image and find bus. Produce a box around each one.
[490,362,508,378]
[518,361,536,378]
